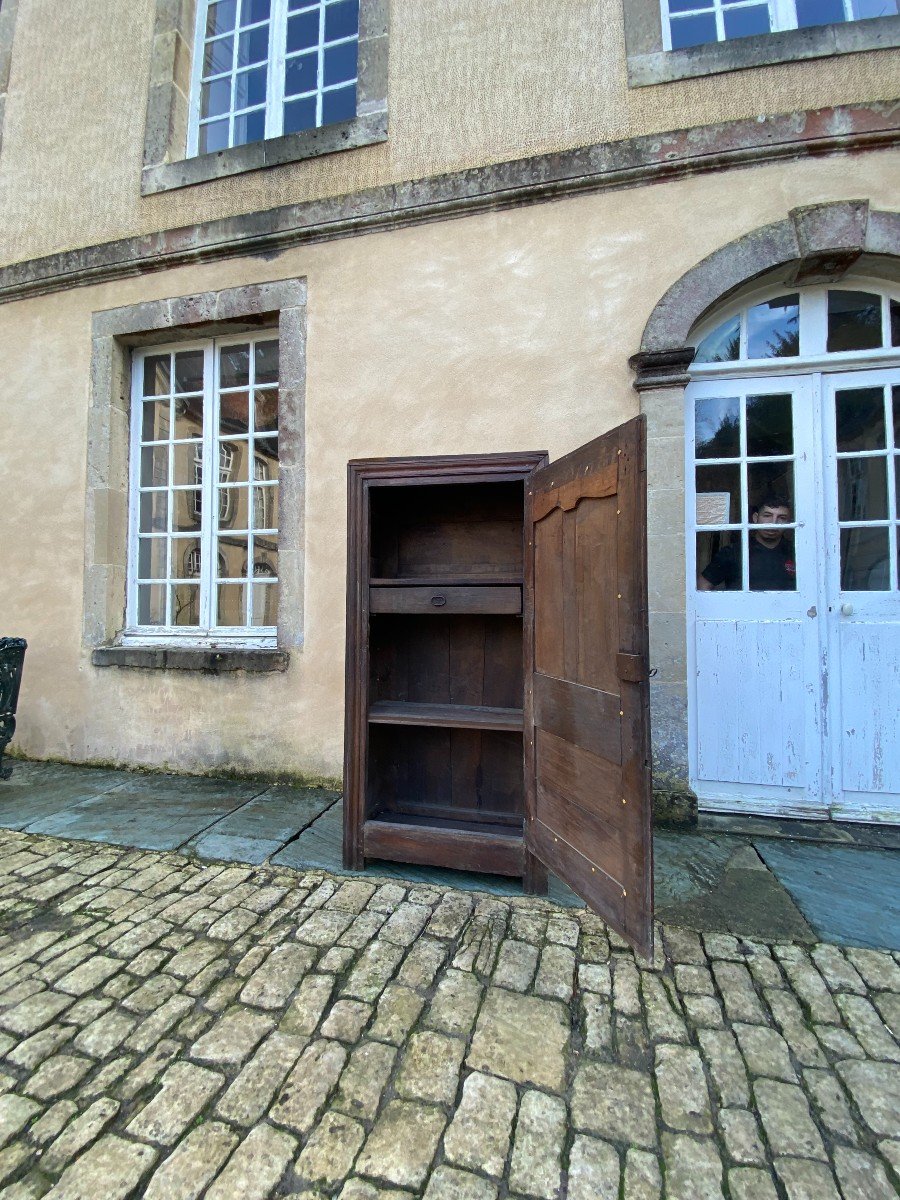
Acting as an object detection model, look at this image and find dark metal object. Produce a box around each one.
[0,638,26,780]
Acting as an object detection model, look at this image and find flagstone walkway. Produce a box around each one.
[0,830,897,1200]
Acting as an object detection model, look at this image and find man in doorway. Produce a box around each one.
[698,496,796,591]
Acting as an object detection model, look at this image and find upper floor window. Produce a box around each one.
[693,285,900,366]
[128,334,281,643]
[663,0,898,50]
[189,0,360,156]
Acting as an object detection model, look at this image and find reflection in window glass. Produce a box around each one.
[696,464,741,524]
[837,458,888,522]
[748,464,794,520]
[747,394,793,456]
[841,527,891,591]
[695,396,740,458]
[795,0,846,24]
[891,299,900,347]
[893,386,900,446]
[835,387,886,452]
[827,291,883,353]
[694,316,740,364]
[852,0,899,15]
[746,295,799,359]
[697,531,743,591]
[722,4,770,38]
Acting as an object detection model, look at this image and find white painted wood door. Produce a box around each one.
[823,369,900,821]
[687,369,900,822]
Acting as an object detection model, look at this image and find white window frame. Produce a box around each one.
[660,0,895,50]
[125,331,280,649]
[187,0,360,158]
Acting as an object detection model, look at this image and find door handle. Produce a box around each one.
[430,594,447,607]
[840,602,854,617]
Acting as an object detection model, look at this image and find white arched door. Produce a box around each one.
[686,285,900,822]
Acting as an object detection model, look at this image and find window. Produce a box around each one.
[128,334,281,644]
[189,0,360,156]
[663,0,899,49]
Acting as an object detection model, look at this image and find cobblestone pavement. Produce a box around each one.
[0,831,897,1200]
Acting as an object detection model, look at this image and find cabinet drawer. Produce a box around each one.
[369,586,522,615]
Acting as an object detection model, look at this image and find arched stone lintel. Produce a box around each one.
[634,201,900,384]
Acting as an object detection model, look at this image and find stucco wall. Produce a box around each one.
[1,0,899,265]
[0,150,897,780]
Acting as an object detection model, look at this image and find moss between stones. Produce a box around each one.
[652,770,698,829]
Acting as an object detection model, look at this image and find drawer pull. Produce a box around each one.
[430,594,447,607]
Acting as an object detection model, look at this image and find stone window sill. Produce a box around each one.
[92,646,289,673]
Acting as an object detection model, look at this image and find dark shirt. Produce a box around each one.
[702,537,796,591]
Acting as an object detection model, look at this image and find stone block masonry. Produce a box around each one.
[0,829,894,1197]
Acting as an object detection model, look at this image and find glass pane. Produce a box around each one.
[796,0,846,24]
[171,489,202,534]
[139,491,168,534]
[285,52,317,97]
[250,581,279,626]
[670,12,718,49]
[172,584,201,627]
[669,0,704,9]
[694,316,740,364]
[220,344,250,388]
[220,441,250,483]
[891,299,900,348]
[289,0,318,8]
[217,584,246,626]
[233,108,266,146]
[245,0,272,21]
[234,66,267,109]
[201,77,232,120]
[254,435,279,471]
[140,445,169,488]
[284,96,317,133]
[138,537,169,580]
[695,396,740,459]
[748,464,795,519]
[200,120,230,154]
[747,393,793,457]
[749,528,797,591]
[252,539,278,576]
[697,531,742,591]
[322,85,356,125]
[723,5,770,37]
[220,391,250,437]
[324,40,358,86]
[142,399,170,442]
[203,35,234,75]
[143,355,170,397]
[894,386,900,446]
[255,340,279,384]
[836,387,886,451]
[253,483,279,529]
[171,537,202,579]
[841,527,890,591]
[173,442,204,487]
[173,350,204,394]
[324,0,359,41]
[237,25,269,67]
[218,534,249,579]
[827,291,883,353]
[254,388,279,432]
[287,9,320,52]
[746,295,799,359]
[851,0,898,16]
[207,0,238,37]
[174,395,204,442]
[219,486,250,531]
[695,464,740,525]
[138,584,167,625]
[838,457,888,521]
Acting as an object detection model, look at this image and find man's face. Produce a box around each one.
[752,504,791,547]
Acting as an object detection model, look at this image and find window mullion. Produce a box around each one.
[268,0,289,139]
[126,352,145,629]
[187,0,208,157]
[201,343,219,633]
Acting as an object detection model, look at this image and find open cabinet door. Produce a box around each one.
[524,416,653,957]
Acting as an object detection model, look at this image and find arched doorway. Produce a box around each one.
[686,281,900,821]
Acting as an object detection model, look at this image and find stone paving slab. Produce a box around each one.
[0,830,896,1199]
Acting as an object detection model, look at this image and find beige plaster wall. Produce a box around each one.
[1,0,899,265]
[1,149,898,779]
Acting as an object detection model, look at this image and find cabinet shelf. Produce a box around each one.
[368,700,524,732]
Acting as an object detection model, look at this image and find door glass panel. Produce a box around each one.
[174,395,204,442]
[695,396,740,458]
[827,291,883,353]
[841,527,890,591]
[747,393,793,455]
[748,463,794,515]
[172,584,201,626]
[696,465,740,524]
[835,387,886,451]
[697,531,742,591]
[891,300,900,348]
[746,297,799,360]
[143,355,171,396]
[893,385,900,445]
[837,458,888,521]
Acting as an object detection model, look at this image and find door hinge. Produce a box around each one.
[616,652,646,683]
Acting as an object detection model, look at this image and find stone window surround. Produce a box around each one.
[141,0,388,196]
[0,0,21,156]
[85,278,307,673]
[628,199,900,806]
[623,0,900,86]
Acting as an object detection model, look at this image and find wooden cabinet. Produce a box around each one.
[344,420,654,956]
